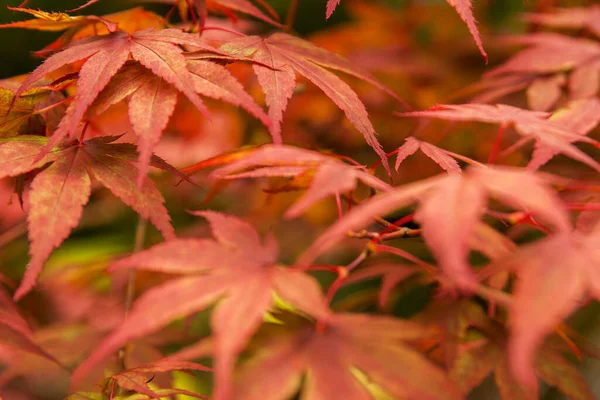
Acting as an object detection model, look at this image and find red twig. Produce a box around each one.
[488,123,508,164]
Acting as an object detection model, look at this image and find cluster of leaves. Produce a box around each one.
[1,0,600,399]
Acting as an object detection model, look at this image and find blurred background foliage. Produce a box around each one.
[0,0,534,79]
[1,0,599,399]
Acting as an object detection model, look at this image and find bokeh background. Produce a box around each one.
[1,1,598,399]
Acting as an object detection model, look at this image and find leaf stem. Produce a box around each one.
[488,123,508,164]
[324,250,368,305]
[316,250,370,332]
[33,95,73,116]
[335,192,343,220]
[285,0,300,32]
[116,216,147,372]
[373,244,437,275]
[125,216,147,318]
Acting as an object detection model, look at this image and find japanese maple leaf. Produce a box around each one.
[67,388,206,399]
[232,313,463,400]
[326,0,341,19]
[484,34,600,101]
[86,60,269,186]
[502,228,600,389]
[445,0,487,62]
[207,144,392,218]
[400,103,600,172]
[0,86,59,137]
[11,28,222,182]
[219,32,402,174]
[395,136,473,173]
[486,34,600,77]
[0,6,117,34]
[102,359,210,399]
[0,286,62,366]
[529,98,600,170]
[0,135,175,300]
[37,7,169,57]
[71,211,330,400]
[525,74,566,112]
[299,166,570,289]
[501,338,595,399]
[419,300,594,399]
[525,6,600,38]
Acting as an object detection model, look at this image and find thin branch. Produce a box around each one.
[116,216,147,373]
[348,227,421,241]
[335,192,343,220]
[488,123,508,164]
[124,216,147,318]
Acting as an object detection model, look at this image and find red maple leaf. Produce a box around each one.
[525,6,600,38]
[231,313,463,400]
[445,0,487,62]
[0,85,68,138]
[71,211,330,399]
[503,227,600,389]
[0,285,62,366]
[487,34,600,77]
[206,144,392,218]
[0,6,117,34]
[102,359,210,399]
[418,300,594,399]
[482,33,600,103]
[529,98,600,170]
[326,0,342,19]
[87,59,269,186]
[395,136,478,173]
[219,32,402,175]
[400,103,600,171]
[299,166,571,290]
[0,135,175,299]
[11,28,223,184]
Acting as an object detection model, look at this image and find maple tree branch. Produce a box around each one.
[348,227,421,241]
[339,193,412,230]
